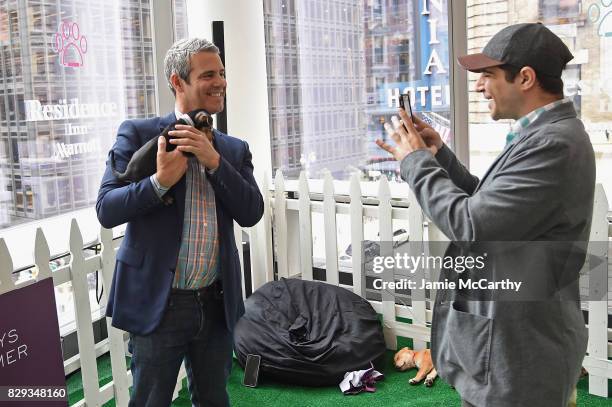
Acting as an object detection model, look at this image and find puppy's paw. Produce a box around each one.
[425,378,434,387]
[408,378,419,385]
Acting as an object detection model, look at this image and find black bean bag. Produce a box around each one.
[234,278,386,386]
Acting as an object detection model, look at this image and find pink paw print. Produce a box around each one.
[53,21,87,68]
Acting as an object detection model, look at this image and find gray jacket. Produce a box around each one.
[400,102,595,407]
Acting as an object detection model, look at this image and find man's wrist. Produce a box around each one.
[205,153,221,172]
[150,174,170,198]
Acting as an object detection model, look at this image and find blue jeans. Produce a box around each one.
[128,283,233,407]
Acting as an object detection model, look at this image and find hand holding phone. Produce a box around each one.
[399,93,413,120]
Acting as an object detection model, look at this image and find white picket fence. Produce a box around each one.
[0,172,610,406]
[266,172,612,398]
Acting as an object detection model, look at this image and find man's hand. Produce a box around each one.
[168,124,220,170]
[412,114,444,151]
[376,109,441,161]
[156,136,188,188]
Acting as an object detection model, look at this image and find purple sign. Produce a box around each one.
[0,278,67,406]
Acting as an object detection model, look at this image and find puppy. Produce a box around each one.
[110,109,213,183]
[394,347,438,387]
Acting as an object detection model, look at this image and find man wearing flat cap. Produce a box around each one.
[378,23,594,407]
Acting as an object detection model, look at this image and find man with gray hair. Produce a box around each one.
[97,38,263,406]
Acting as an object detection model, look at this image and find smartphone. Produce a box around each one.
[399,93,414,119]
[242,354,261,387]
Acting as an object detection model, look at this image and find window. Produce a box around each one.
[539,0,579,23]
[0,0,173,334]
[467,0,612,210]
[374,36,384,64]
[173,0,189,39]
[263,0,451,180]
[0,1,159,228]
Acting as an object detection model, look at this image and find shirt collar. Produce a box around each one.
[175,107,198,127]
[174,106,183,121]
[510,97,572,134]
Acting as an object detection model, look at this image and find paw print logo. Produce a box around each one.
[53,21,87,68]
[588,0,612,37]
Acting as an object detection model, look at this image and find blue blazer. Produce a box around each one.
[96,112,264,335]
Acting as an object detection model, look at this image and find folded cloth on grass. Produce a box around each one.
[339,363,384,395]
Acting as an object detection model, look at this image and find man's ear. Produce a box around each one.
[170,73,183,94]
[518,66,537,90]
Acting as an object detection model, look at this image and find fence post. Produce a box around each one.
[349,173,364,297]
[0,238,15,295]
[323,170,339,285]
[33,228,52,281]
[250,172,274,289]
[586,184,609,397]
[99,227,131,406]
[274,170,288,279]
[298,171,313,281]
[407,191,427,351]
[378,177,397,350]
[69,219,100,406]
[262,174,274,284]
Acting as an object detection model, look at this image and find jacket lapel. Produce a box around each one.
[158,112,175,133]
[211,129,228,158]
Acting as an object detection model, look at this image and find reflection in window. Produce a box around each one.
[601,36,612,114]
[374,37,384,64]
[72,175,86,204]
[264,0,450,180]
[0,1,157,228]
[42,180,55,210]
[539,0,579,22]
[10,139,18,163]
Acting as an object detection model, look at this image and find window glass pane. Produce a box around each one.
[468,0,612,210]
[0,1,161,331]
[0,1,157,228]
[263,0,452,180]
[174,0,188,39]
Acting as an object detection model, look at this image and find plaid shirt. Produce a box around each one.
[172,155,220,289]
[506,98,572,145]
[168,108,219,289]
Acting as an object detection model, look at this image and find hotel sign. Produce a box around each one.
[23,98,117,160]
[24,98,118,122]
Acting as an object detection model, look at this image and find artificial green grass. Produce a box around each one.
[66,336,612,407]
[66,355,130,407]
[221,336,461,407]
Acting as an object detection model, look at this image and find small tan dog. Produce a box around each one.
[394,347,438,387]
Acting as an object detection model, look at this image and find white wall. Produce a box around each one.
[186,0,272,180]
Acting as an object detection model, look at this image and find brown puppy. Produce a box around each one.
[394,347,438,387]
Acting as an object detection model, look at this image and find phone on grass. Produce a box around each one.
[242,354,261,387]
[399,93,414,120]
